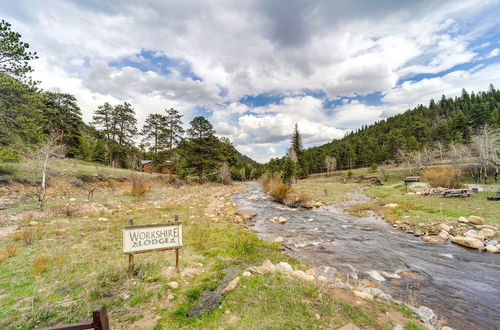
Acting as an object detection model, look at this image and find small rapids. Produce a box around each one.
[233,183,500,329]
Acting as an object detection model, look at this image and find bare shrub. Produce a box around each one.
[50,204,81,217]
[219,162,232,185]
[12,229,34,245]
[0,252,7,262]
[32,255,50,275]
[422,167,463,188]
[131,173,150,199]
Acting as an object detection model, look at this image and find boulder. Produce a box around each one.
[277,217,287,224]
[485,245,499,253]
[478,228,495,238]
[485,240,498,246]
[437,230,450,240]
[273,236,284,244]
[458,216,468,223]
[221,277,240,295]
[366,270,385,281]
[242,271,251,277]
[236,207,257,219]
[276,262,293,272]
[422,235,445,245]
[467,215,484,225]
[380,271,400,279]
[292,270,314,281]
[260,259,276,273]
[305,269,316,276]
[416,306,438,326]
[362,287,392,301]
[438,223,451,232]
[167,281,179,289]
[451,236,484,249]
[98,217,109,222]
[353,290,373,300]
[315,265,336,279]
[313,201,323,208]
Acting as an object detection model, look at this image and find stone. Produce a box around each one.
[366,270,385,281]
[450,236,484,249]
[437,230,449,240]
[314,265,336,279]
[313,201,323,207]
[278,216,287,224]
[168,281,179,289]
[416,306,438,326]
[438,223,451,232]
[98,217,109,222]
[478,228,495,238]
[380,271,400,279]
[221,277,240,295]
[392,325,403,330]
[234,215,244,223]
[28,221,39,226]
[485,245,499,253]
[273,236,284,244]
[276,262,293,272]
[260,259,276,273]
[485,240,498,246]
[458,216,468,223]
[475,224,496,230]
[293,270,314,281]
[317,275,327,282]
[422,235,445,245]
[236,207,257,219]
[467,215,484,225]
[338,324,361,330]
[242,271,251,276]
[464,229,479,237]
[384,203,399,208]
[305,269,315,276]
[353,290,373,300]
[314,313,321,320]
[167,294,175,301]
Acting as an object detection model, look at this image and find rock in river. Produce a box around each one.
[236,207,257,219]
[366,270,385,281]
[451,236,484,249]
[478,228,495,238]
[423,235,445,245]
[485,245,499,253]
[417,306,438,326]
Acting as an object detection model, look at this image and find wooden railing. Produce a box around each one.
[36,306,109,330]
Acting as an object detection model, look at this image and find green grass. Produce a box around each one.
[297,176,363,204]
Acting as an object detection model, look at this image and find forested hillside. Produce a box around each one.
[301,87,500,173]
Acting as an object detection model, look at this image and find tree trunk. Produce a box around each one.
[198,166,204,184]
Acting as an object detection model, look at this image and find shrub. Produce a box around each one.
[369,163,378,173]
[0,252,7,262]
[260,172,309,207]
[0,146,21,163]
[0,164,16,175]
[32,255,50,275]
[130,173,150,199]
[219,162,232,185]
[51,204,81,217]
[346,170,353,179]
[13,229,34,245]
[422,166,463,188]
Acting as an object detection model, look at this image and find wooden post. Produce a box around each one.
[128,218,134,276]
[175,215,180,273]
[93,306,110,330]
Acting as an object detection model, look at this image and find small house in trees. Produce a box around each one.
[140,160,174,174]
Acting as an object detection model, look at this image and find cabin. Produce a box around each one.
[140,160,174,175]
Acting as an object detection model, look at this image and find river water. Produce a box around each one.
[233,183,500,329]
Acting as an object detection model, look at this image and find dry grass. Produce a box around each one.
[0,252,7,262]
[422,166,463,188]
[32,255,50,275]
[130,173,150,199]
[50,204,81,217]
[12,229,34,245]
[260,173,309,207]
[5,245,18,257]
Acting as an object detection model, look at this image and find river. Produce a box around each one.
[233,183,500,329]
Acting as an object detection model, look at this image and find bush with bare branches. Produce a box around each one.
[422,167,463,188]
[130,173,150,199]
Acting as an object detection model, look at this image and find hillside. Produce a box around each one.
[301,86,500,173]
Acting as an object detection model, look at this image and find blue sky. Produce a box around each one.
[1,0,499,162]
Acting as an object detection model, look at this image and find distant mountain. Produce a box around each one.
[301,85,500,173]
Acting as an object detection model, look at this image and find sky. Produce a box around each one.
[1,0,500,162]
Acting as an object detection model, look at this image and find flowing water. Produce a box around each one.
[233,183,500,329]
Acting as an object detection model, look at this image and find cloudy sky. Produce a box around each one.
[2,0,500,162]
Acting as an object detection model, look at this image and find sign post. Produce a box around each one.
[123,215,182,276]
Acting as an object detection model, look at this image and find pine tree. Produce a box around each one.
[141,113,167,159]
[164,108,185,181]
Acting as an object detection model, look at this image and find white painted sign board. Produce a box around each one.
[123,222,182,253]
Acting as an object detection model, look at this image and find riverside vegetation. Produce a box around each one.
[0,159,426,329]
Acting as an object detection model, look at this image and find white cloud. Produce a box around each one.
[487,48,499,58]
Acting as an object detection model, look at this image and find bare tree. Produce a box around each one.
[239,167,246,181]
[219,162,232,185]
[324,156,337,176]
[397,149,414,175]
[31,132,67,211]
[471,125,500,183]
[435,141,445,162]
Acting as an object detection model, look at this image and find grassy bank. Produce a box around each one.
[0,160,424,329]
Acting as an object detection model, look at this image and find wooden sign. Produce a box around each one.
[123,216,182,276]
[123,222,182,253]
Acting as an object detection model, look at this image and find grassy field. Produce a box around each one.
[298,167,500,228]
[0,159,423,329]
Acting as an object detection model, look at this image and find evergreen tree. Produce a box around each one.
[0,20,38,80]
[164,108,185,180]
[141,113,167,159]
[180,116,221,183]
